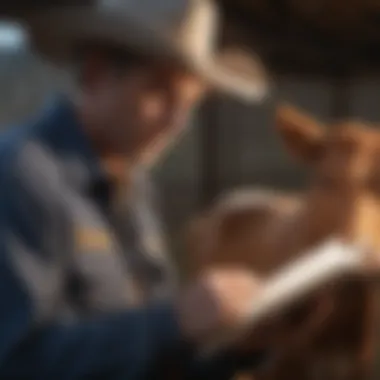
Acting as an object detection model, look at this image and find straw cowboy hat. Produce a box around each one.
[23,0,269,103]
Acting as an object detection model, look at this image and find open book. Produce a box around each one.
[201,238,369,357]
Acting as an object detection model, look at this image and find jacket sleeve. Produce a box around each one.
[0,148,187,380]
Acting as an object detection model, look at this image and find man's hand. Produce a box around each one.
[175,267,335,354]
[176,267,263,346]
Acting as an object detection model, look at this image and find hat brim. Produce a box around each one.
[198,49,269,102]
[23,8,270,103]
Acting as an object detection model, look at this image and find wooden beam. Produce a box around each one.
[198,97,221,209]
[329,64,351,121]
[219,0,380,77]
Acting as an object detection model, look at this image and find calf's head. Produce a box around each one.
[277,105,380,252]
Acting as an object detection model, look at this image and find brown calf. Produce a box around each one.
[185,105,380,380]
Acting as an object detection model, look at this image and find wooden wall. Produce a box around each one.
[155,78,380,261]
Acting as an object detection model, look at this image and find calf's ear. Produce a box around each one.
[276,104,325,163]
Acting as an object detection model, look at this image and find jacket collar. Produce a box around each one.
[33,95,109,194]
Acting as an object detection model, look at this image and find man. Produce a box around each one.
[0,1,271,379]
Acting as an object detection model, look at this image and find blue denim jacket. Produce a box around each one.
[0,96,268,380]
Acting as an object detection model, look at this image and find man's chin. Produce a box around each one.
[138,137,175,168]
[139,145,167,168]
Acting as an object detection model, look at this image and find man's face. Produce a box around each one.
[81,53,207,163]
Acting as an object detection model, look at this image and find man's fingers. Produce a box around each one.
[178,267,264,344]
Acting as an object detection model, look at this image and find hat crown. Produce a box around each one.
[99,0,186,24]
[98,0,219,62]
[25,0,267,103]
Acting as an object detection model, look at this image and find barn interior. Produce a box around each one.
[1,1,380,379]
[1,1,380,252]
[1,1,380,261]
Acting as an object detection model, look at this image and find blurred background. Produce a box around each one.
[2,3,380,380]
[2,1,380,263]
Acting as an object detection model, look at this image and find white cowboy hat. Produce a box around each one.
[22,0,270,103]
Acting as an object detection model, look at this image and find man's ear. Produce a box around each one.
[275,104,325,163]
